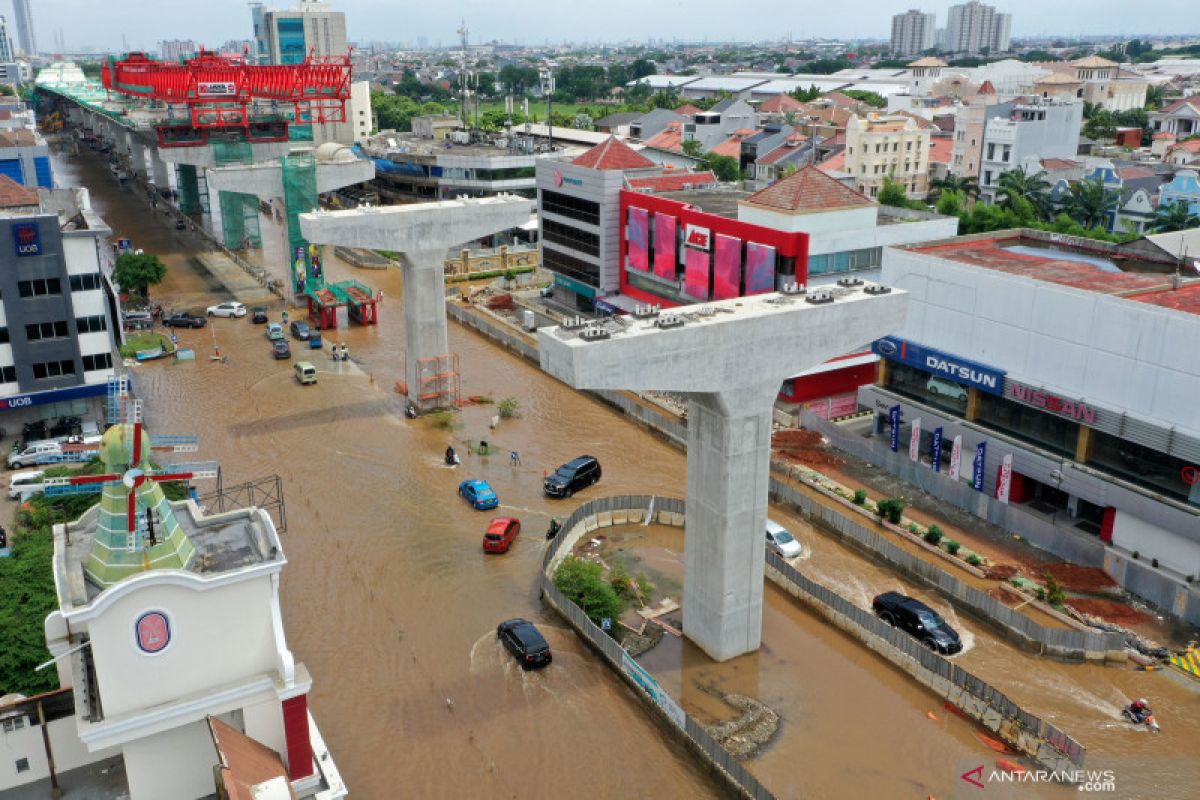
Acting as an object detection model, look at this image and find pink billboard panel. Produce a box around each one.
[684,247,710,300]
[712,234,742,299]
[627,207,649,272]
[744,242,777,295]
[653,213,677,280]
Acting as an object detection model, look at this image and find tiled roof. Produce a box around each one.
[627,170,719,192]
[894,110,938,130]
[928,136,954,165]
[0,175,38,208]
[759,94,805,113]
[1158,95,1200,115]
[1169,140,1200,154]
[708,136,745,159]
[1117,166,1156,180]
[209,717,297,800]
[976,80,996,95]
[642,122,684,153]
[0,130,36,147]
[817,151,846,172]
[742,164,874,213]
[1041,158,1080,169]
[571,136,656,170]
[1072,55,1118,68]
[757,139,807,166]
[674,103,704,116]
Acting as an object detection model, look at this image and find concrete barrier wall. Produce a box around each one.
[543,495,1088,776]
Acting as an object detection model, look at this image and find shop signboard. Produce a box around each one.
[949,435,962,479]
[996,453,1013,504]
[872,336,1005,396]
[931,427,944,473]
[889,405,900,452]
[909,417,921,461]
[972,442,987,492]
[1004,380,1099,425]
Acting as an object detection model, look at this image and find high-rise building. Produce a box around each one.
[10,0,33,55]
[158,39,197,62]
[0,16,12,63]
[945,1,1011,55]
[891,9,936,57]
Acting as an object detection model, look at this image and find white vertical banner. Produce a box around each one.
[997,453,1014,504]
[909,418,922,461]
[949,435,963,480]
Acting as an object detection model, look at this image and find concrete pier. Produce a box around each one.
[300,196,533,411]
[539,287,907,660]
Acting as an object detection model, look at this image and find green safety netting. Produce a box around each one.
[212,139,253,166]
[289,124,314,142]
[219,191,262,250]
[282,154,318,292]
[177,164,200,215]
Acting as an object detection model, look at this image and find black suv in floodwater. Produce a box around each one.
[543,455,601,497]
[497,618,552,669]
[872,591,963,654]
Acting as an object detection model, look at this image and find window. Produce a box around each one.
[984,170,993,185]
[0,327,7,343]
[542,190,599,225]
[76,315,107,333]
[2,718,25,732]
[69,273,103,291]
[542,218,600,256]
[31,360,76,380]
[0,366,14,383]
[17,278,61,298]
[25,321,69,341]
[986,143,995,160]
[1090,431,1198,506]
[542,247,599,287]
[82,353,113,372]
[15,758,29,773]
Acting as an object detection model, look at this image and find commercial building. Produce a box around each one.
[859,230,1200,623]
[843,112,932,198]
[0,128,52,187]
[0,186,121,432]
[10,0,32,55]
[0,16,12,63]
[891,10,937,58]
[360,130,542,202]
[945,1,1011,55]
[977,99,1083,203]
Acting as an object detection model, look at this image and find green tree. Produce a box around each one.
[114,253,167,301]
[877,176,912,207]
[997,168,1053,220]
[651,88,681,109]
[629,58,657,81]
[703,153,741,182]
[842,89,887,108]
[1150,201,1200,233]
[553,556,624,628]
[1063,178,1120,229]
[928,174,979,201]
[1145,84,1166,109]
[936,189,966,217]
[788,84,822,103]
[680,139,703,158]
[1082,109,1117,140]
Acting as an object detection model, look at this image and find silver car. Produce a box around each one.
[766,519,803,559]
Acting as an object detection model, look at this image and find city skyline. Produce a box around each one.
[35,0,1200,53]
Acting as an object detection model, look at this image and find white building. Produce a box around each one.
[860,230,1200,624]
[977,99,1083,202]
[158,40,197,62]
[891,10,936,58]
[945,1,1012,55]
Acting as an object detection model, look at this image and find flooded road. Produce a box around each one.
[57,145,1200,799]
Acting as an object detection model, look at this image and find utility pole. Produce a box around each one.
[541,68,555,152]
[457,19,470,130]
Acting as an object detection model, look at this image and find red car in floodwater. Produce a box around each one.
[483,517,521,553]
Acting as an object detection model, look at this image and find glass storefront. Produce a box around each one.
[1090,431,1198,507]
[884,361,972,416]
[978,392,1077,458]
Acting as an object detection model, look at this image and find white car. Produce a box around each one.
[206,301,247,318]
[766,519,803,559]
[8,469,45,500]
[926,376,968,402]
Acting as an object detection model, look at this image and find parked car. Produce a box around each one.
[207,301,247,318]
[251,307,269,324]
[8,470,45,500]
[872,591,963,654]
[309,331,323,349]
[483,517,521,554]
[122,310,153,330]
[766,519,803,559]
[289,320,311,340]
[497,618,552,669]
[8,441,63,469]
[926,377,968,403]
[266,323,284,341]
[543,455,601,498]
[272,340,292,360]
[458,479,499,510]
[163,311,206,329]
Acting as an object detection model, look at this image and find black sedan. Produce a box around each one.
[289,320,311,340]
[497,618,552,669]
[251,307,269,324]
[162,312,206,329]
[271,340,292,359]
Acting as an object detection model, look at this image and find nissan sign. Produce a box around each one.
[872,336,1006,396]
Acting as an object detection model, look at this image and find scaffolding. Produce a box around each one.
[415,354,461,410]
[282,154,317,295]
[177,164,201,214]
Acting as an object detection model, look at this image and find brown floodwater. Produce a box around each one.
[54,145,1200,799]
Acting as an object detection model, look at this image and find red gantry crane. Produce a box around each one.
[102,49,352,147]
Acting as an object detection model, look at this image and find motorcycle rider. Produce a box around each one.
[445,445,458,466]
[1128,698,1152,724]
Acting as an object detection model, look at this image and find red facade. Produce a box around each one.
[618,190,808,307]
[282,694,314,780]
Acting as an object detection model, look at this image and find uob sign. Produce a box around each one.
[12,223,41,257]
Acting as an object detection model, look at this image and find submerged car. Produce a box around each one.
[497,618,552,669]
[162,311,206,328]
[251,307,269,324]
[458,479,498,510]
[765,519,803,559]
[483,517,521,553]
[289,320,311,340]
[543,455,601,498]
[872,591,963,654]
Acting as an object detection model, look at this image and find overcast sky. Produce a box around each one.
[32,0,1200,53]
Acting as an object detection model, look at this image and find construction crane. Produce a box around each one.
[101,49,352,148]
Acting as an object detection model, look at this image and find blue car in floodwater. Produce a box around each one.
[458,479,499,510]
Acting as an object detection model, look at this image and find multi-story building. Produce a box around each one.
[843,113,932,199]
[0,127,53,187]
[858,230,1200,625]
[891,9,936,58]
[0,185,121,433]
[0,15,13,63]
[10,0,33,55]
[977,99,1082,203]
[1148,95,1200,137]
[945,1,1011,55]
[157,39,197,62]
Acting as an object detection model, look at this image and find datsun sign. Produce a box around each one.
[12,222,41,257]
[872,336,1005,396]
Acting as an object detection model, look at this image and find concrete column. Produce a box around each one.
[966,388,983,422]
[150,150,171,191]
[1075,425,1095,463]
[400,249,450,411]
[129,139,148,179]
[876,358,889,387]
[683,383,778,661]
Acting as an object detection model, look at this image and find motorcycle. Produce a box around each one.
[546,519,561,540]
[444,449,461,467]
[1123,704,1160,732]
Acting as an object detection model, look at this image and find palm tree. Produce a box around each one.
[1063,178,1120,230]
[1150,201,1200,233]
[997,169,1053,220]
[928,174,979,202]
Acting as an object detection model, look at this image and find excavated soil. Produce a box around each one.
[984,564,1021,582]
[1065,598,1152,626]
[1040,563,1119,593]
[772,429,843,468]
[988,585,1027,605]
